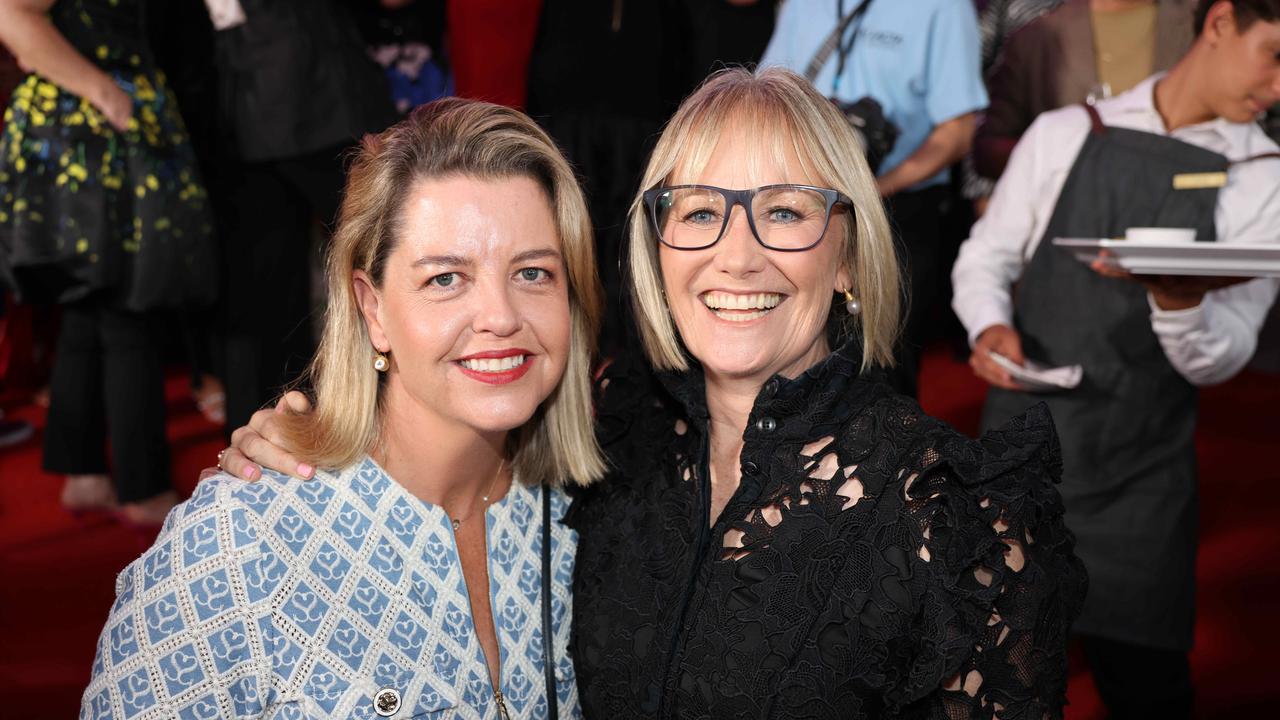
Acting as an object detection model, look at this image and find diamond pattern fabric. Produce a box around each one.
[81,458,580,719]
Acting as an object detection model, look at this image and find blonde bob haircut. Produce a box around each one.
[627,66,901,372]
[280,97,605,488]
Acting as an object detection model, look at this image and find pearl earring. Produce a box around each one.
[842,289,861,317]
[373,352,389,372]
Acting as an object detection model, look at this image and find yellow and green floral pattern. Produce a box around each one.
[0,0,215,310]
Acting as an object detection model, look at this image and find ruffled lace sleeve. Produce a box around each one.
[889,404,1088,719]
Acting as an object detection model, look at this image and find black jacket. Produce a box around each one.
[568,344,1087,719]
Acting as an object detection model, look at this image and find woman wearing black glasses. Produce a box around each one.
[568,66,1085,720]
[222,67,1086,719]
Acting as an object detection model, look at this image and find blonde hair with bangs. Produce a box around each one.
[281,98,605,487]
[627,67,901,372]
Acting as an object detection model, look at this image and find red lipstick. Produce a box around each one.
[455,349,534,385]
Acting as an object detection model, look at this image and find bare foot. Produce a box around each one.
[119,490,178,526]
[61,474,118,512]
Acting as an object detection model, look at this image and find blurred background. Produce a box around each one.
[0,0,1277,716]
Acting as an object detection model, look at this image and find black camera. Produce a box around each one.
[832,96,899,175]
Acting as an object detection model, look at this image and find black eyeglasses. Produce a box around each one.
[643,184,855,252]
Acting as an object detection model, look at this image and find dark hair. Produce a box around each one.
[1195,0,1280,33]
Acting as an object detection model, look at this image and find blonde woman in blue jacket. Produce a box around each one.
[80,98,603,719]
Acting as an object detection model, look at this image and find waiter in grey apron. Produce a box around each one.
[952,1,1280,716]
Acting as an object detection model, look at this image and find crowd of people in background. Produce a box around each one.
[2,1,1279,718]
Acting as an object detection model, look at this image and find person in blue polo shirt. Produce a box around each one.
[761,0,987,397]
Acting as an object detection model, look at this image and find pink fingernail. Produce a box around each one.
[298,463,314,478]
[245,466,258,480]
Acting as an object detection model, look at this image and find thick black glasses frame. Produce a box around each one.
[643,184,856,252]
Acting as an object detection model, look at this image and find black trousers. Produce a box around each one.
[42,302,170,503]
[1082,635,1193,719]
[884,184,947,398]
[221,145,348,432]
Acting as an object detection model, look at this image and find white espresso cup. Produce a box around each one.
[1125,227,1197,243]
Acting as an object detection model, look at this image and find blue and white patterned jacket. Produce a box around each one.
[80,458,580,719]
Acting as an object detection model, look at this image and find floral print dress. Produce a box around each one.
[0,0,215,311]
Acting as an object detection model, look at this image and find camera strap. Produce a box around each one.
[804,0,875,89]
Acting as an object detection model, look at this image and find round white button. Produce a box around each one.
[373,687,401,717]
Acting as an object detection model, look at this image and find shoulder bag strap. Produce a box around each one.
[804,0,875,83]
[542,486,558,718]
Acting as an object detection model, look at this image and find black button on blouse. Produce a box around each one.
[567,342,1087,719]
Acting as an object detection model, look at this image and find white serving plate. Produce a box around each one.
[1052,238,1280,278]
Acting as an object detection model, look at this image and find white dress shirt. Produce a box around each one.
[953,74,1280,386]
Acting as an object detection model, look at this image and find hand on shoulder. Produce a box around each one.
[219,391,316,482]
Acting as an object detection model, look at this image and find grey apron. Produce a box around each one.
[981,105,1226,651]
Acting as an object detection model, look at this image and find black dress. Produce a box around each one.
[0,0,215,311]
[567,342,1087,719]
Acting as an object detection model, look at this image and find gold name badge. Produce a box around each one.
[1172,171,1228,190]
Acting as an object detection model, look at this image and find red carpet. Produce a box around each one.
[2,351,1276,717]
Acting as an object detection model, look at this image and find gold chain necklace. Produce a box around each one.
[450,459,505,531]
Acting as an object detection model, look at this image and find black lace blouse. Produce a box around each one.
[565,342,1087,719]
